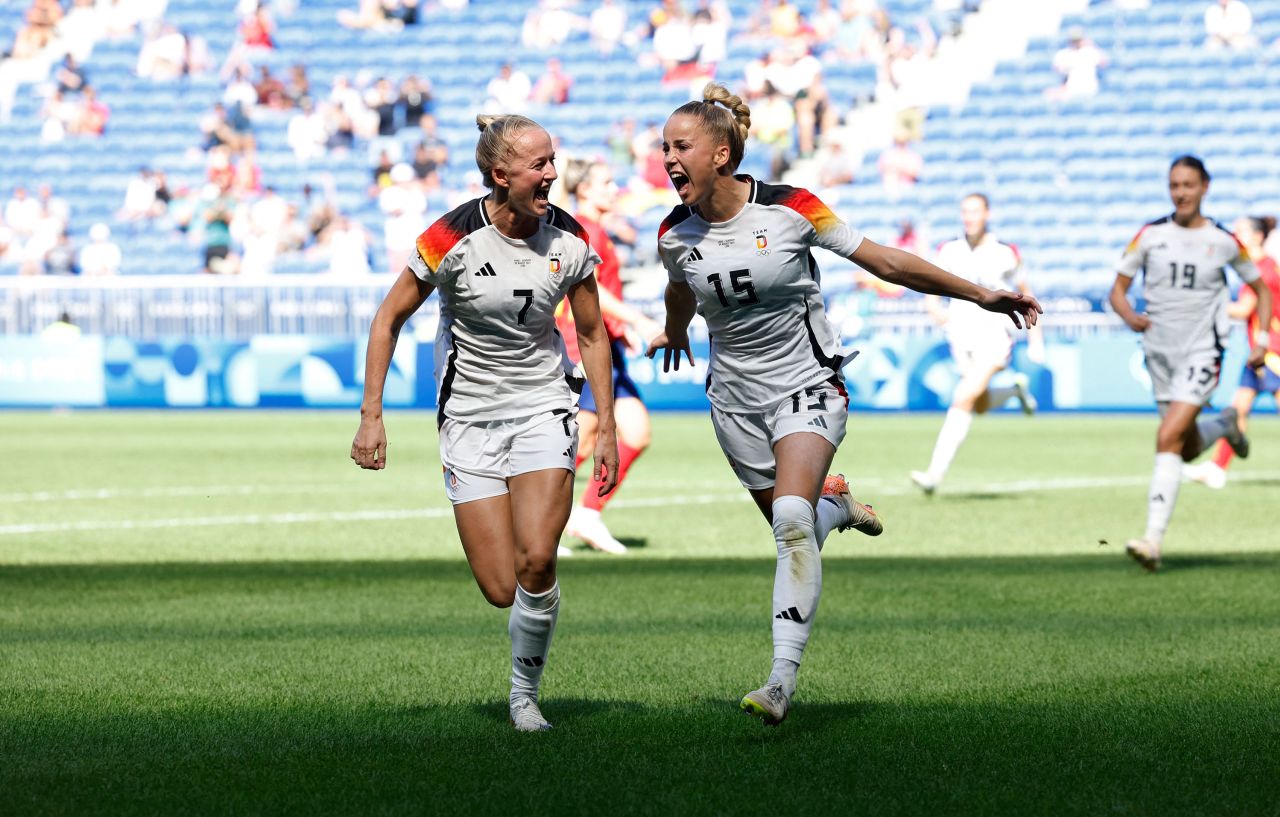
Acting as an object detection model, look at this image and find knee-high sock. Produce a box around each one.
[926,407,973,480]
[769,496,821,696]
[1212,437,1234,469]
[985,385,1018,408]
[509,582,559,700]
[1144,453,1182,545]
[583,442,643,511]
[815,498,843,551]
[1195,413,1231,452]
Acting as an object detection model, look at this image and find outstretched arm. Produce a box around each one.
[567,274,620,496]
[351,267,434,470]
[645,280,698,371]
[852,238,1042,329]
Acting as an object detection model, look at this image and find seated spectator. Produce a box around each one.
[254,65,289,110]
[71,85,109,136]
[691,3,730,68]
[286,63,311,106]
[485,63,531,112]
[366,77,399,138]
[590,0,627,54]
[183,29,212,76]
[877,132,922,197]
[78,223,122,275]
[411,115,449,175]
[44,231,78,276]
[287,99,328,162]
[54,55,87,95]
[200,102,238,152]
[1047,29,1107,100]
[398,75,433,129]
[238,3,276,50]
[39,89,78,142]
[1205,0,1255,49]
[119,168,162,222]
[5,186,41,241]
[382,0,419,26]
[37,184,70,228]
[532,58,573,105]
[651,6,699,80]
[223,64,258,114]
[324,214,373,276]
[137,23,187,80]
[338,0,398,30]
[379,163,427,274]
[751,83,796,179]
[57,0,103,65]
[202,183,237,274]
[522,0,584,50]
[817,136,859,189]
[370,149,396,194]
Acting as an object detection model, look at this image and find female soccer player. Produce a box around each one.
[351,114,619,732]
[911,192,1043,495]
[557,159,665,554]
[1184,215,1280,489]
[1109,156,1271,571]
[647,83,1041,726]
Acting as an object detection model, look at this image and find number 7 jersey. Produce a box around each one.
[658,176,864,412]
[1117,215,1258,355]
[409,197,600,424]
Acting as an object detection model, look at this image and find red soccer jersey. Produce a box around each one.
[556,213,626,362]
[1239,255,1280,353]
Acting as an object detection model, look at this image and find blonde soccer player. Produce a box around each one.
[647,83,1041,726]
[1110,156,1272,571]
[910,192,1042,495]
[351,114,619,732]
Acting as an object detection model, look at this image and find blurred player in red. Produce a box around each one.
[1185,215,1280,489]
[556,159,665,554]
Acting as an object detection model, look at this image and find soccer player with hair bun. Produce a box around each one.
[1110,156,1271,571]
[557,158,664,554]
[649,82,1042,726]
[352,113,619,732]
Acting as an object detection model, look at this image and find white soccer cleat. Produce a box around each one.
[821,473,883,536]
[1221,407,1249,459]
[740,682,791,726]
[509,695,553,732]
[1183,461,1227,490]
[1125,538,1161,572]
[910,470,937,496]
[1013,373,1037,416]
[565,506,627,555]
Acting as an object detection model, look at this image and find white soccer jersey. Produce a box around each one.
[658,176,864,412]
[1117,216,1259,355]
[408,197,600,424]
[935,234,1024,341]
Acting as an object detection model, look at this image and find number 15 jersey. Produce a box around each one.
[1117,215,1258,355]
[658,177,865,412]
[409,197,600,424]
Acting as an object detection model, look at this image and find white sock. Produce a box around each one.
[1195,413,1230,448]
[986,386,1017,407]
[815,497,844,551]
[770,495,821,676]
[1143,453,1182,545]
[508,582,559,700]
[926,407,973,480]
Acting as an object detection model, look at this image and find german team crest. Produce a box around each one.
[549,256,563,283]
[756,235,768,249]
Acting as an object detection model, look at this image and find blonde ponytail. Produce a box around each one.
[670,82,752,172]
[474,113,542,189]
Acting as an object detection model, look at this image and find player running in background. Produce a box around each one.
[351,114,619,732]
[1109,156,1271,571]
[556,158,665,554]
[910,193,1043,495]
[1185,215,1280,489]
[647,83,1041,726]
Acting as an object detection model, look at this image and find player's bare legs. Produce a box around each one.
[913,359,1005,494]
[454,469,573,730]
[567,397,650,554]
[740,432,879,726]
[1189,386,1264,488]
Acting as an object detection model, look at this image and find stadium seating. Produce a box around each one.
[1,0,1277,297]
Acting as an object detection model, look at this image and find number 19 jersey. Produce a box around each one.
[1117,215,1258,356]
[658,176,864,412]
[409,197,600,424]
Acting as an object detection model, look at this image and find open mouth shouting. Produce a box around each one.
[669,171,691,200]
[534,183,552,205]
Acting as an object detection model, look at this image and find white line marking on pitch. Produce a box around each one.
[0,484,358,503]
[1,472,1277,537]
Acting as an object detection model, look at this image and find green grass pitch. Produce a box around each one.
[2,410,1278,816]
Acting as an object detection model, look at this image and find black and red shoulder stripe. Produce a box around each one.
[416,197,487,273]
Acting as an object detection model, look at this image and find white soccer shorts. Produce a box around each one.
[710,380,849,490]
[1144,343,1222,406]
[439,408,579,504]
[948,329,1013,372]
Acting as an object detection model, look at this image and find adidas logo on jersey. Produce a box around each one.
[474,262,497,277]
[685,248,703,265]
[775,606,805,623]
[807,416,828,429]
